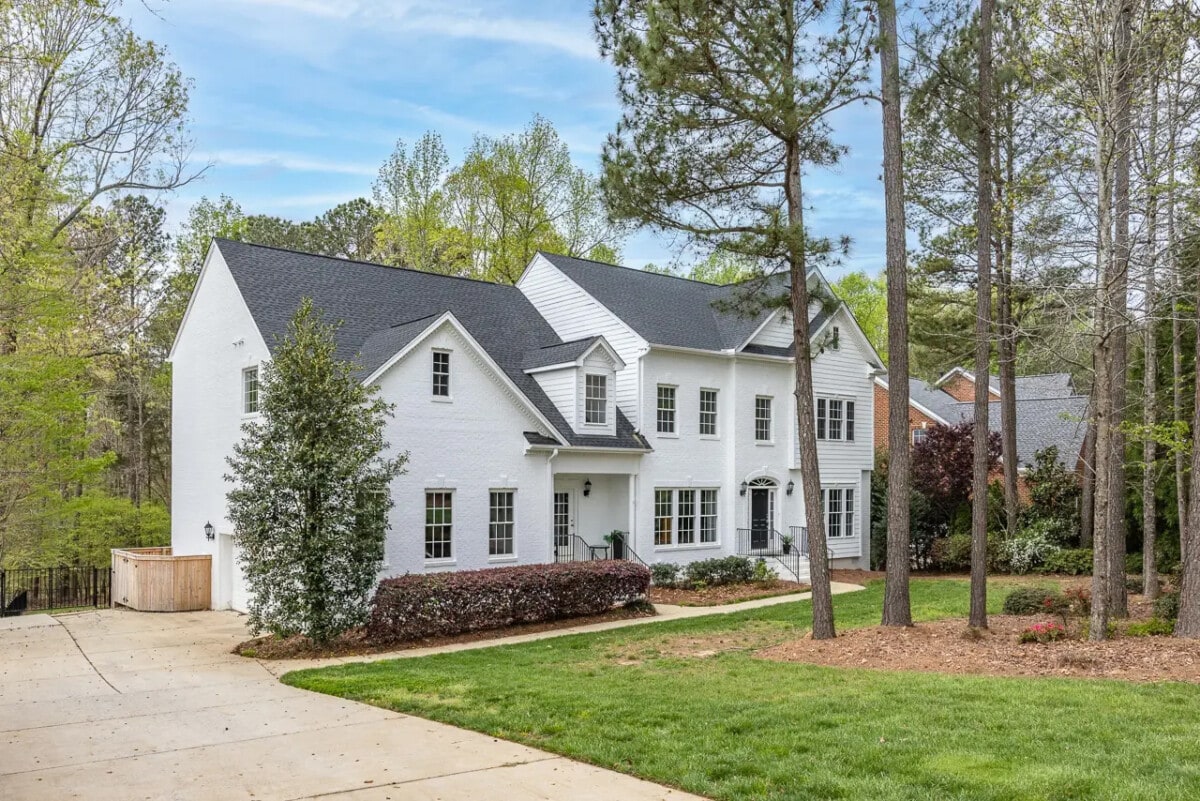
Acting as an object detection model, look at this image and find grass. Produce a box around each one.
[284,579,1200,800]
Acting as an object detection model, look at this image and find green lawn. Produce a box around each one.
[285,579,1200,800]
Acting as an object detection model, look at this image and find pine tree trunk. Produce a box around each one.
[1167,62,1188,560]
[1081,424,1096,546]
[1177,274,1200,638]
[1143,75,1159,600]
[786,144,835,641]
[879,0,912,628]
[970,0,995,631]
[1107,0,1133,620]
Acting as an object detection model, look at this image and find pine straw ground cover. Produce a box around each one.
[285,579,1200,801]
[648,579,808,606]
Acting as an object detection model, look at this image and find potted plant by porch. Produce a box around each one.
[780,533,794,555]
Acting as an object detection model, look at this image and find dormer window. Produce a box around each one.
[432,350,450,397]
[584,374,607,425]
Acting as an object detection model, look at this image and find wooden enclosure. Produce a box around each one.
[111,548,211,612]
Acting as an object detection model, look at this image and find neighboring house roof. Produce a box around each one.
[1013,373,1076,400]
[538,252,826,352]
[216,239,649,451]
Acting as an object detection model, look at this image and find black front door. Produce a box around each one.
[750,488,770,550]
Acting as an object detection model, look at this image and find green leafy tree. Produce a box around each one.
[225,300,407,642]
[595,0,873,639]
[832,271,887,362]
[1023,446,1081,544]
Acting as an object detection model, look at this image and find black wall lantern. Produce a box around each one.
[583,479,592,497]
[786,480,795,496]
[204,521,215,541]
[739,481,748,497]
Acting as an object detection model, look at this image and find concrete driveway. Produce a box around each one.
[0,609,701,801]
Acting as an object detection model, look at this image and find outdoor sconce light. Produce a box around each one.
[583,479,592,497]
[786,480,795,496]
[740,481,748,496]
[204,521,215,541]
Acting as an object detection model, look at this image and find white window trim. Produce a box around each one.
[656,384,678,438]
[652,487,721,550]
[699,387,720,439]
[431,349,452,402]
[821,485,859,539]
[424,488,455,564]
[754,395,774,445]
[488,488,517,562]
[583,373,608,427]
[242,365,261,417]
[816,395,856,442]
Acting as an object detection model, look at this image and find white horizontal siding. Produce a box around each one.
[532,366,576,427]
[747,310,794,349]
[518,255,648,427]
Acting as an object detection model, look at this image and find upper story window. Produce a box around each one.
[831,325,841,349]
[699,388,718,436]
[755,396,773,442]
[584,374,607,425]
[657,385,676,434]
[823,487,856,538]
[242,366,260,414]
[816,397,855,441]
[432,350,450,397]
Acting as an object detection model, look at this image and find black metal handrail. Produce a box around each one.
[735,527,808,582]
[789,526,810,557]
[1,566,111,616]
[554,531,650,568]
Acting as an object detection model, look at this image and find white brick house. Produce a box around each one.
[170,241,882,611]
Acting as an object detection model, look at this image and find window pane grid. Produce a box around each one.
[828,399,843,440]
[700,489,718,543]
[425,491,453,559]
[677,490,696,544]
[585,374,607,424]
[699,389,718,436]
[654,488,718,547]
[844,489,855,538]
[243,367,259,414]
[816,397,854,441]
[488,491,514,556]
[654,489,673,545]
[432,351,450,396]
[755,397,772,441]
[553,492,570,549]
[657,386,676,433]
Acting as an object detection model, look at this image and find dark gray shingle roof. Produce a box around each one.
[522,337,602,370]
[217,240,648,450]
[945,396,1090,469]
[1014,373,1075,400]
[540,253,828,352]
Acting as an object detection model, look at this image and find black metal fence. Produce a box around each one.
[1,566,110,616]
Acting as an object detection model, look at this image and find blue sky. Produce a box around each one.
[129,0,885,277]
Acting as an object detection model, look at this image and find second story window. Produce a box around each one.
[585,374,607,424]
[243,366,260,414]
[432,351,450,397]
[755,396,773,442]
[816,397,855,441]
[699,388,718,436]
[657,385,676,434]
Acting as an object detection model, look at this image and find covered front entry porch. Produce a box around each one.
[551,472,639,563]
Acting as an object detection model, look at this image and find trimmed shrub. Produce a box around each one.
[1154,590,1180,622]
[367,561,650,642]
[1126,618,1175,637]
[1018,621,1068,644]
[650,562,681,587]
[1004,521,1062,574]
[1040,549,1093,576]
[1003,586,1062,615]
[683,556,756,587]
[931,534,972,572]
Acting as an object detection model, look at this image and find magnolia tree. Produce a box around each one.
[225,300,407,642]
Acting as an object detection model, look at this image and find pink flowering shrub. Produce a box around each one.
[1018,621,1068,644]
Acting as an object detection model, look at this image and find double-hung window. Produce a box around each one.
[242,366,260,414]
[816,397,855,441]
[699,388,718,436]
[425,491,453,560]
[488,490,514,557]
[657,385,676,434]
[432,351,450,397]
[584,374,607,425]
[755,396,773,442]
[822,487,856,538]
[912,427,928,446]
[654,488,719,546]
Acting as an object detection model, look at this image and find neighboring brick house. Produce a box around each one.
[873,368,1090,488]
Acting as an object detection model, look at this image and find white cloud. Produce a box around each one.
[193,149,378,177]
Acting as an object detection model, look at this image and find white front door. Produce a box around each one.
[553,490,574,560]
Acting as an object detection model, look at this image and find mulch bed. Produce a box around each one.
[236,602,657,660]
[757,612,1200,683]
[649,580,808,606]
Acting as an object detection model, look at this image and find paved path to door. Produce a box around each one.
[0,583,862,800]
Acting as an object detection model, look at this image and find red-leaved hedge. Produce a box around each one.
[367,560,651,642]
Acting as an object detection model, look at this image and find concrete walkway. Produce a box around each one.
[0,584,861,800]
